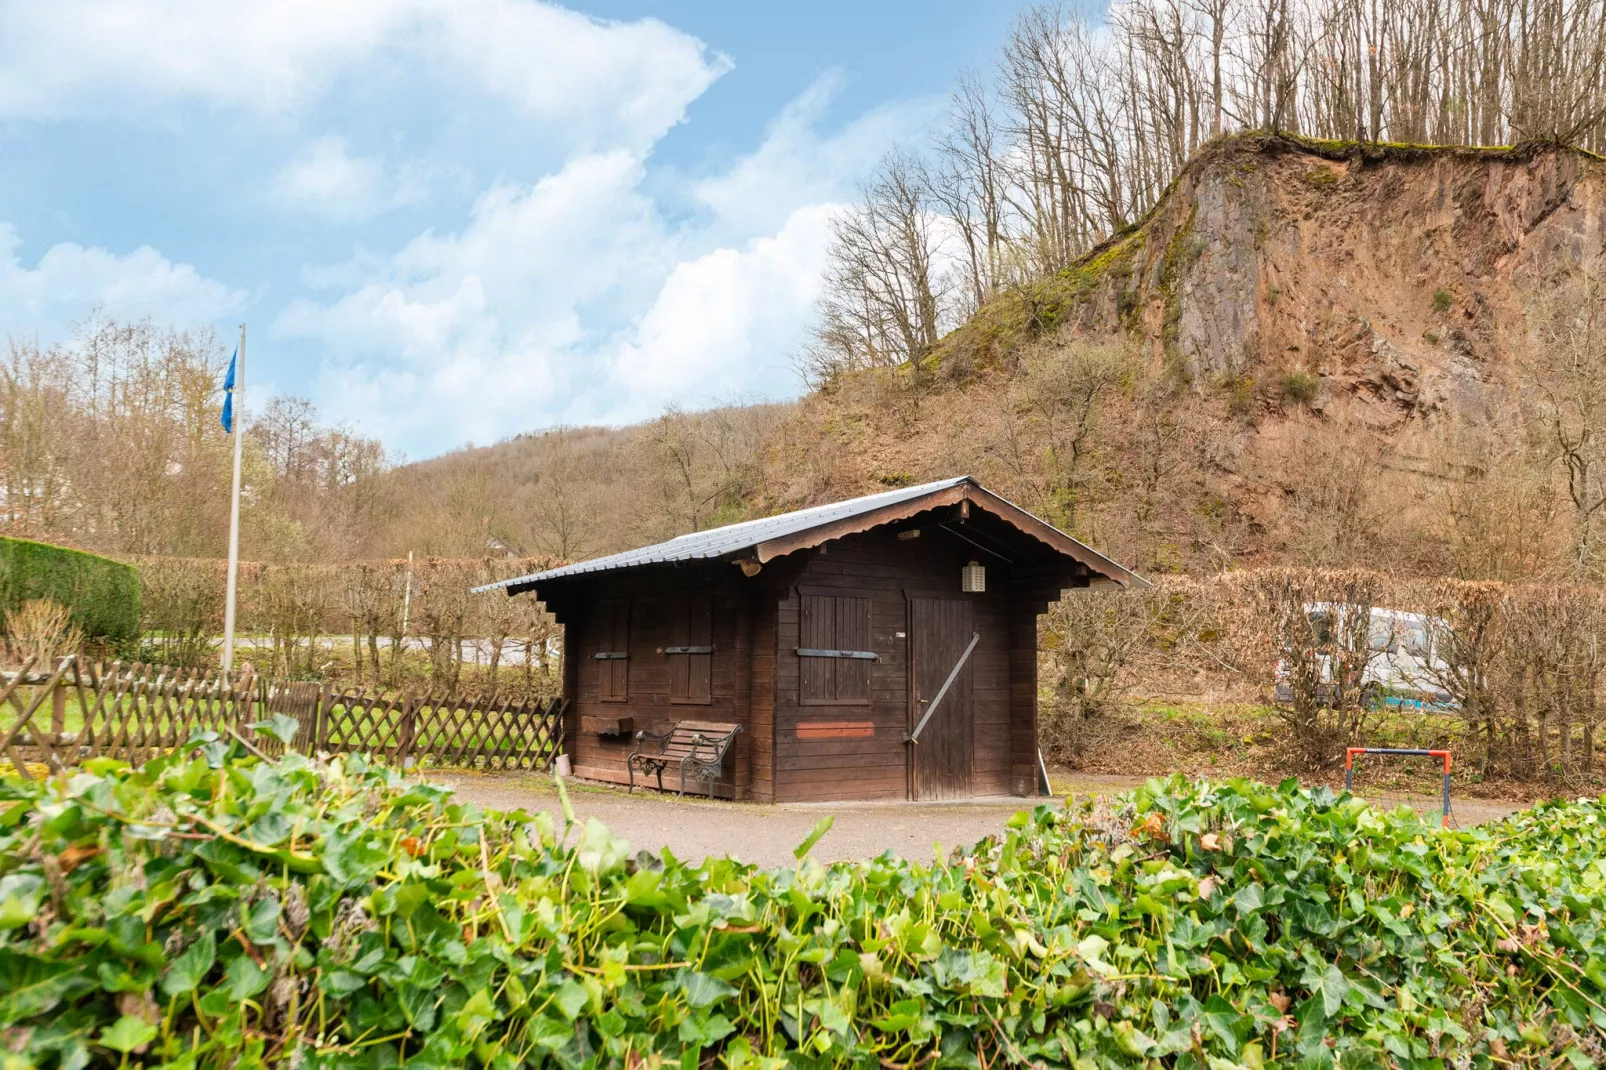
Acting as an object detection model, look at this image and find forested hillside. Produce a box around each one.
[375,135,1606,585]
[3,0,1605,583]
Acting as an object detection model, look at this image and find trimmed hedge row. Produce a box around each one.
[0,536,140,642]
[3,746,1605,1067]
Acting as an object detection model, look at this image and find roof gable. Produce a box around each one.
[473,476,1145,594]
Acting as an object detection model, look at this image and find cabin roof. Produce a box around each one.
[473,475,1147,595]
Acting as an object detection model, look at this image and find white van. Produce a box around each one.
[1274,604,1456,710]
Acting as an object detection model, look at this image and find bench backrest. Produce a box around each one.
[677,720,741,738]
[641,720,741,763]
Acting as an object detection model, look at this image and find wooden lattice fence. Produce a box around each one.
[1,657,566,775]
[0,658,259,774]
[286,685,565,770]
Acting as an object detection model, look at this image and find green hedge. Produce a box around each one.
[0,536,140,642]
[3,750,1605,1067]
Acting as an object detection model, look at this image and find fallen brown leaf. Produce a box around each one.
[1130,813,1168,841]
[58,844,101,874]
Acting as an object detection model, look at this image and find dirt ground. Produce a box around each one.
[434,769,1525,868]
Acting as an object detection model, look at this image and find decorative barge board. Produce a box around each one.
[474,476,1145,802]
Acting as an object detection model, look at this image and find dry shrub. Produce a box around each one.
[250,564,335,679]
[1491,584,1604,783]
[411,559,472,690]
[5,599,83,668]
[344,561,406,686]
[140,554,564,693]
[137,556,225,669]
[468,557,561,695]
[1187,568,1388,769]
[1394,578,1604,784]
[1039,585,1191,762]
[1122,569,1606,783]
[1406,578,1507,771]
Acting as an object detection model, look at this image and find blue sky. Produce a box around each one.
[0,1,1018,459]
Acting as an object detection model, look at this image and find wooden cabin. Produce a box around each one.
[476,477,1145,803]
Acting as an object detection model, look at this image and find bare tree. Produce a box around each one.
[1522,262,1606,578]
[1010,344,1129,531]
[803,152,948,386]
[931,75,1016,316]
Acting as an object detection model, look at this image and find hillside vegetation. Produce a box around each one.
[4,0,1606,585]
[5,138,1604,592]
[394,138,1606,585]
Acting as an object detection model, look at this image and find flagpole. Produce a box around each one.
[222,324,246,682]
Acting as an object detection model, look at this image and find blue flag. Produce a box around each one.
[221,348,237,434]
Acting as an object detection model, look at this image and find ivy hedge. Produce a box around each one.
[2,737,1604,1068]
[0,537,140,643]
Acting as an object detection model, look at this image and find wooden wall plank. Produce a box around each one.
[771,526,1029,803]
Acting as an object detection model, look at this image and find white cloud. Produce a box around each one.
[281,77,935,456]
[606,204,836,416]
[270,136,436,222]
[272,138,388,221]
[280,150,663,351]
[0,0,728,148]
[694,73,943,238]
[0,224,247,333]
[280,150,669,448]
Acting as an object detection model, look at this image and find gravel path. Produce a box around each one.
[432,770,1526,868]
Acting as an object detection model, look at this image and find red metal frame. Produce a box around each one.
[1344,747,1452,828]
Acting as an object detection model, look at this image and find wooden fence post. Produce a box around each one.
[399,691,416,768]
[316,680,330,754]
[51,684,65,737]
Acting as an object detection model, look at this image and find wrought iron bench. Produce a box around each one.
[628,720,742,796]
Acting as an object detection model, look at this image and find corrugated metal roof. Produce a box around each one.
[473,476,974,593]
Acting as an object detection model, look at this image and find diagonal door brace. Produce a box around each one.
[906,631,980,744]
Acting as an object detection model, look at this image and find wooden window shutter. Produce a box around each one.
[668,594,713,705]
[597,599,629,702]
[799,593,872,705]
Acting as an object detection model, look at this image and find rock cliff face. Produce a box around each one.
[761,138,1606,573]
[1068,137,1606,427]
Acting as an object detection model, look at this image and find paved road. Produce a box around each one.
[433,770,1524,868]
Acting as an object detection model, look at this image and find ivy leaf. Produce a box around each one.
[1316,963,1350,1018]
[794,815,835,860]
[577,818,629,874]
[322,828,390,887]
[223,954,270,1000]
[677,970,737,1008]
[250,715,301,745]
[98,1016,157,1054]
[319,970,368,997]
[553,980,589,1021]
[160,933,216,997]
[0,874,44,930]
[243,897,281,943]
[0,954,93,1023]
[679,1012,736,1047]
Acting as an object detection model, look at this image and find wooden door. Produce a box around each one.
[909,598,974,800]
